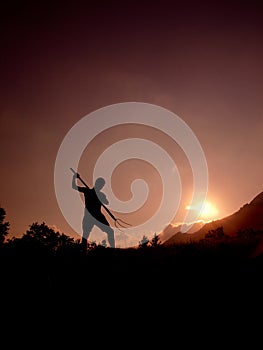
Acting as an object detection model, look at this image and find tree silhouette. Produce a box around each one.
[0,207,10,245]
[138,233,161,248]
[139,235,149,248]
[21,222,75,252]
[205,226,225,239]
[149,233,160,247]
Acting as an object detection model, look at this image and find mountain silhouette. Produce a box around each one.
[162,191,263,245]
[158,221,205,243]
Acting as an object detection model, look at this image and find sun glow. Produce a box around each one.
[186,201,219,221]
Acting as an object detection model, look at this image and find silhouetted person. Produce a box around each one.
[72,173,115,248]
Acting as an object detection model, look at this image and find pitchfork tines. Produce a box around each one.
[114,218,132,232]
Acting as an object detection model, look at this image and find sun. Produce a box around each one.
[199,201,219,219]
[186,201,219,221]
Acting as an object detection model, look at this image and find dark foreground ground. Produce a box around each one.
[1,238,262,345]
[1,239,262,298]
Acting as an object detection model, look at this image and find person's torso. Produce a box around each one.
[83,188,102,215]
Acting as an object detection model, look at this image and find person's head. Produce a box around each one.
[94,177,105,190]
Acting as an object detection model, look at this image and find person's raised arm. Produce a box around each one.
[72,173,79,190]
[72,172,86,192]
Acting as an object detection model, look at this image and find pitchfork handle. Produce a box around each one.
[70,167,90,188]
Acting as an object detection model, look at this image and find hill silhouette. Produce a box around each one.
[162,191,263,245]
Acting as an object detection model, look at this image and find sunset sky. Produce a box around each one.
[1,0,262,245]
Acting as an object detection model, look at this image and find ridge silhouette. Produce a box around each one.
[162,190,263,245]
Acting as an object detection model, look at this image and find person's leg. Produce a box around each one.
[96,215,115,248]
[105,225,115,248]
[82,211,93,249]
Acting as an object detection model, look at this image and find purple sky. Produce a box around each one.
[1,0,262,241]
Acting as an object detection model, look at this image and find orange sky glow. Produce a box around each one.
[0,1,262,246]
